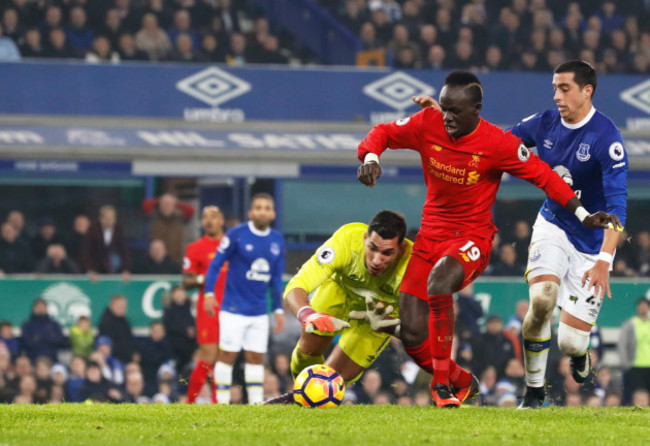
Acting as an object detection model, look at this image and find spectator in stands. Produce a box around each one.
[167,9,198,50]
[632,389,650,407]
[167,33,198,62]
[505,300,529,338]
[31,217,62,262]
[66,7,94,57]
[45,28,76,59]
[135,13,172,61]
[141,0,173,30]
[42,5,64,37]
[14,373,36,404]
[636,231,650,277]
[6,210,30,248]
[255,35,289,64]
[19,27,44,58]
[143,193,193,266]
[618,297,650,405]
[100,9,124,50]
[77,360,119,403]
[370,7,392,45]
[216,0,240,34]
[630,52,649,73]
[85,35,120,63]
[33,356,53,403]
[417,24,437,58]
[69,315,94,359]
[482,45,506,71]
[489,244,524,277]
[139,321,174,396]
[114,0,140,33]
[471,315,516,379]
[225,31,249,65]
[135,239,181,274]
[455,283,483,338]
[123,370,147,403]
[20,298,66,363]
[92,336,125,387]
[387,24,421,66]
[66,356,85,402]
[81,205,131,281]
[339,0,367,35]
[0,321,19,360]
[117,32,148,61]
[423,44,446,69]
[163,286,195,373]
[2,8,23,43]
[360,22,381,51]
[0,23,20,61]
[36,244,80,274]
[355,369,383,404]
[63,214,90,270]
[98,295,136,365]
[197,33,226,62]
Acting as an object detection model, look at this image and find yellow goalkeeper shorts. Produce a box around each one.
[309,279,392,369]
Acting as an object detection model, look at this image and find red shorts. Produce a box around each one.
[196,295,220,345]
[400,232,493,301]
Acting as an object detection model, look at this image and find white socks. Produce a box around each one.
[523,319,551,387]
[245,363,265,404]
[215,362,233,404]
[522,281,558,388]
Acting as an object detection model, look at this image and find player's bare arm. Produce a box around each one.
[357,161,382,188]
[563,196,623,230]
[582,227,621,300]
[285,288,350,333]
[182,272,204,290]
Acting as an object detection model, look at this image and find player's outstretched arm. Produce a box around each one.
[564,197,623,230]
[286,288,350,334]
[349,296,401,335]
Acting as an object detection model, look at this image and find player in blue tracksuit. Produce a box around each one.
[509,60,628,408]
[204,193,285,404]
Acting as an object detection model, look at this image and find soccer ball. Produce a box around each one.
[293,364,345,408]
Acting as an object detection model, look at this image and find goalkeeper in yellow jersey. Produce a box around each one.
[265,210,412,404]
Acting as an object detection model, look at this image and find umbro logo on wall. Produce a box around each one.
[176,67,251,107]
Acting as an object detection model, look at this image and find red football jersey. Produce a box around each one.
[358,108,576,237]
[183,235,227,303]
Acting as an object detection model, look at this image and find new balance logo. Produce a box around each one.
[363,72,435,110]
[620,79,650,114]
[176,67,251,107]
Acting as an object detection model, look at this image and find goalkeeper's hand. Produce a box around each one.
[297,306,350,334]
[349,296,401,332]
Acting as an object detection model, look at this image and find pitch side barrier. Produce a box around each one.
[1,61,650,129]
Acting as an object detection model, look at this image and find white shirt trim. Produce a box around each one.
[561,106,596,129]
[248,220,270,236]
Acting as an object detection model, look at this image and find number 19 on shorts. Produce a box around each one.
[459,240,481,262]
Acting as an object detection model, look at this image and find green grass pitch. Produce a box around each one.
[1,404,648,445]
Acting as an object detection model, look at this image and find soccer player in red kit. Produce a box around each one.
[357,71,620,407]
[183,205,228,403]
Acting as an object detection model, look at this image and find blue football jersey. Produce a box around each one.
[510,107,628,254]
[204,221,285,316]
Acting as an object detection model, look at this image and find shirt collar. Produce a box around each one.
[248,220,270,236]
[561,106,596,129]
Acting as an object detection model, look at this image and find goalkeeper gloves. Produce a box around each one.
[349,296,401,334]
[297,306,350,334]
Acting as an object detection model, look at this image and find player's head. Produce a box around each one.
[248,193,275,230]
[637,297,649,318]
[439,70,483,138]
[552,60,597,124]
[363,210,407,276]
[201,205,224,238]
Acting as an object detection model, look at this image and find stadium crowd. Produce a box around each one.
[1,286,649,406]
[0,1,648,73]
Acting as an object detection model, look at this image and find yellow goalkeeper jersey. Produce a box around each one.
[284,223,413,314]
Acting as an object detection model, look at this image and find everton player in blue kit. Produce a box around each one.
[203,193,285,404]
[509,61,627,408]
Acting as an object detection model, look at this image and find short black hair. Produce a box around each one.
[251,192,274,207]
[637,297,650,306]
[444,70,483,104]
[367,210,407,243]
[554,60,597,97]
